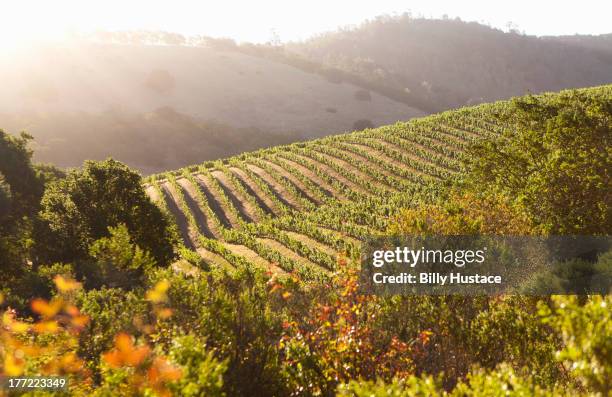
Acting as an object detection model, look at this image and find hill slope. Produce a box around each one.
[143,84,612,279]
[0,43,422,173]
[288,16,612,110]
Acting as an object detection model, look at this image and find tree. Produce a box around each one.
[0,131,44,286]
[0,173,11,224]
[0,130,44,222]
[35,159,177,266]
[465,90,611,234]
[353,119,374,131]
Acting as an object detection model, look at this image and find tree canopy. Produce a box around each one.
[36,159,177,266]
[465,90,611,234]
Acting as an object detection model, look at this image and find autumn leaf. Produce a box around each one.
[54,275,82,292]
[2,312,30,333]
[31,298,63,318]
[146,280,170,303]
[4,354,24,376]
[103,333,151,368]
[33,320,60,334]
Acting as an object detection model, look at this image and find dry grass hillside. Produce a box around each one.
[0,43,423,173]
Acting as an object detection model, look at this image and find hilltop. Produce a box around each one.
[143,84,611,279]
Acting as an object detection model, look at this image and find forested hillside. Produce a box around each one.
[289,15,612,110]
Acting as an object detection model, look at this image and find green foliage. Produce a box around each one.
[468,297,560,385]
[0,130,44,221]
[465,89,611,234]
[0,172,11,222]
[168,335,227,396]
[337,376,443,397]
[337,365,572,396]
[0,130,45,298]
[77,287,148,366]
[150,267,290,396]
[539,295,612,395]
[79,224,157,289]
[36,158,177,266]
[451,364,569,396]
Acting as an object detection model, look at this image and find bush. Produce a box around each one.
[353,119,374,131]
[168,335,227,396]
[539,295,612,394]
[77,224,157,289]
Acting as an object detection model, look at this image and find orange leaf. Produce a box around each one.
[156,308,173,319]
[33,321,59,334]
[103,333,151,368]
[4,354,24,376]
[71,315,90,327]
[31,298,63,318]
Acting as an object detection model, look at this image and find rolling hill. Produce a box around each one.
[0,43,422,173]
[144,85,611,279]
[288,16,612,110]
[2,18,612,175]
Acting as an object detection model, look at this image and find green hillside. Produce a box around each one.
[144,84,611,279]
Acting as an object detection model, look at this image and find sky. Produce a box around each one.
[0,0,610,49]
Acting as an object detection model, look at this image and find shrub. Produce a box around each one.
[353,119,374,131]
[168,335,227,397]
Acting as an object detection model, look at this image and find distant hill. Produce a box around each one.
[287,15,612,109]
[1,17,611,174]
[143,84,612,278]
[0,43,422,173]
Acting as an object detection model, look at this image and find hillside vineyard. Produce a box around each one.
[143,87,606,280]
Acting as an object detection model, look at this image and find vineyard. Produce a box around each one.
[144,85,610,280]
[142,95,514,279]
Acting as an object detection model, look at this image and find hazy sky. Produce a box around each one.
[1,0,610,48]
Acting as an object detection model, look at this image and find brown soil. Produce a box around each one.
[193,174,236,229]
[285,231,337,257]
[257,237,327,273]
[196,247,234,270]
[145,185,161,204]
[224,243,285,274]
[369,138,449,174]
[312,147,397,192]
[330,142,403,181]
[345,142,430,178]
